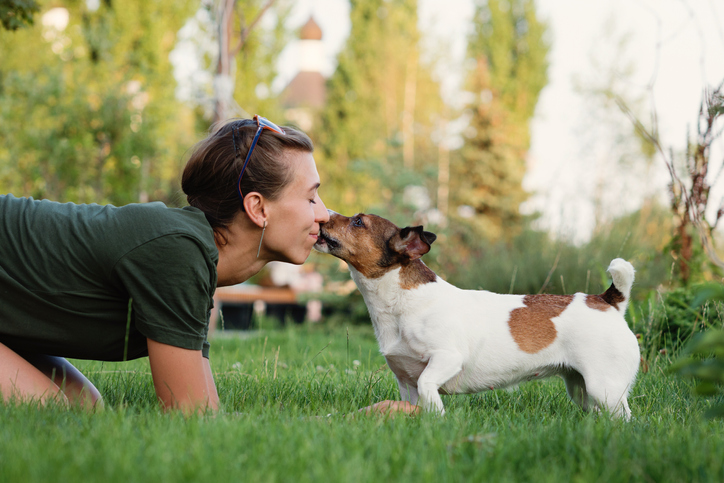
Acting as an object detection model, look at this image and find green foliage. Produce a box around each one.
[199,0,292,122]
[692,283,724,306]
[232,1,292,120]
[315,0,444,214]
[1,66,143,203]
[671,284,724,417]
[0,0,298,205]
[437,200,672,296]
[454,0,549,240]
[631,286,724,359]
[0,0,198,205]
[0,0,39,30]
[467,0,549,121]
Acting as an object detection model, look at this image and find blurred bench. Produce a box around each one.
[210,284,301,332]
[214,285,297,304]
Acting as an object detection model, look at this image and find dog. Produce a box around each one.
[314,212,640,419]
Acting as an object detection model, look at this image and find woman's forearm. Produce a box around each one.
[147,338,217,415]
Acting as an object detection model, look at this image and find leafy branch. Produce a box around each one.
[0,0,39,31]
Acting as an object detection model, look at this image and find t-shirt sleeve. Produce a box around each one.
[112,234,215,358]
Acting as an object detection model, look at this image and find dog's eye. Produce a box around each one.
[352,217,364,227]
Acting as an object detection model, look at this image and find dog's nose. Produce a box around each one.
[325,209,340,221]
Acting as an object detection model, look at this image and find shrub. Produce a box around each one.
[632,285,724,359]
[671,283,724,417]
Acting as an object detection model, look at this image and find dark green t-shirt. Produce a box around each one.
[0,194,218,361]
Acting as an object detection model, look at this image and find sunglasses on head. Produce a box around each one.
[232,115,285,205]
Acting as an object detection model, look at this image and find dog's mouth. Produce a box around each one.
[314,229,340,252]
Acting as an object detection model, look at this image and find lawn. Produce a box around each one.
[1,323,723,483]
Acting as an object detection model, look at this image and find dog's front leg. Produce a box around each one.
[417,351,463,415]
[397,380,419,406]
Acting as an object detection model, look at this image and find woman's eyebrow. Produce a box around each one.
[309,182,321,192]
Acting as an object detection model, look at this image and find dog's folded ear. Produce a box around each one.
[421,229,437,246]
[390,226,437,261]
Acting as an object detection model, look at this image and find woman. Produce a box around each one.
[0,116,329,414]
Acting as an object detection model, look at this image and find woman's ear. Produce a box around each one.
[242,192,267,228]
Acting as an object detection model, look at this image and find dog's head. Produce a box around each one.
[314,211,437,279]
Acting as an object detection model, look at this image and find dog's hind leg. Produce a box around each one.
[397,380,419,405]
[416,351,463,415]
[562,369,589,412]
[582,376,632,420]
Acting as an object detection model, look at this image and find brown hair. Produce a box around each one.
[182,118,314,243]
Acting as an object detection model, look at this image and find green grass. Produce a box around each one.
[1,324,723,483]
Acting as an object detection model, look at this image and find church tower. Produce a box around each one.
[281,16,326,130]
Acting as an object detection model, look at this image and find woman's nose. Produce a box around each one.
[315,197,330,224]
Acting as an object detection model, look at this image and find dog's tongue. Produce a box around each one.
[313,235,327,249]
[314,232,338,251]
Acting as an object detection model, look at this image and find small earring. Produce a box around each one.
[257,220,266,258]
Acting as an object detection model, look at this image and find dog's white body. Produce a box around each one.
[352,261,639,417]
[316,213,640,418]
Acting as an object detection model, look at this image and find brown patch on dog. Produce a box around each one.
[508,295,572,354]
[586,284,625,312]
[400,260,437,290]
[585,295,610,311]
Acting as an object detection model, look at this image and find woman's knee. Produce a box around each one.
[0,342,66,404]
[23,354,103,409]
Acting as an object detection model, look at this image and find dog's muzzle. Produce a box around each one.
[314,229,340,252]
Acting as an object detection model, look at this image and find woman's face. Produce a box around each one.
[263,151,329,264]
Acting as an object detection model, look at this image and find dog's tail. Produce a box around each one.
[603,258,635,315]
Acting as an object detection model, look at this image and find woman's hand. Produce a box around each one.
[147,338,219,415]
[359,400,421,417]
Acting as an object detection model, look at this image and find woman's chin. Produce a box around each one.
[270,241,315,265]
[276,251,309,266]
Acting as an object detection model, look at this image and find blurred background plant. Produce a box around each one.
[0,0,39,30]
[671,283,724,417]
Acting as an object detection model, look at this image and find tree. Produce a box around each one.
[453,0,549,240]
[315,0,444,215]
[209,0,288,124]
[0,0,39,30]
[0,0,198,205]
[229,0,290,122]
[171,0,291,126]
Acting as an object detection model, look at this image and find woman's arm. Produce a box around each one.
[147,338,219,414]
[203,355,220,408]
[359,400,421,417]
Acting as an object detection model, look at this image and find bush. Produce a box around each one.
[437,201,673,297]
[631,285,724,359]
[671,283,724,417]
